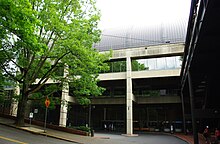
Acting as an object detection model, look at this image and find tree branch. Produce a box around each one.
[1,65,23,83]
[29,82,63,100]
[46,31,55,47]
[29,55,47,84]
[21,52,36,84]
[38,51,70,84]
[7,57,23,73]
[29,51,71,94]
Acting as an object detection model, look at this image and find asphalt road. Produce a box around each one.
[0,125,76,144]
[0,123,188,144]
[95,132,189,144]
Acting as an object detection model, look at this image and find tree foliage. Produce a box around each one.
[0,0,109,126]
[106,60,148,73]
[132,60,148,71]
[0,71,5,104]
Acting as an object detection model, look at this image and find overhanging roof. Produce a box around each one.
[94,19,188,51]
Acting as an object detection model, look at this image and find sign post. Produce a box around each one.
[44,97,50,133]
[29,112,33,127]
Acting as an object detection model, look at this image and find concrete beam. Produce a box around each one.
[100,43,184,60]
[131,69,181,79]
[136,96,181,104]
[68,96,180,105]
[91,97,126,104]
[98,69,181,81]
[98,72,126,81]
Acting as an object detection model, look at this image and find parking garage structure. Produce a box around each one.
[67,20,188,135]
[6,18,189,136]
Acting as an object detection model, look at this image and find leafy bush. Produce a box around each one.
[68,125,91,133]
[77,126,91,132]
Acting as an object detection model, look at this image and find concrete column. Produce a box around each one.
[59,66,69,127]
[126,56,133,135]
[10,85,20,116]
[180,90,186,134]
[188,72,199,144]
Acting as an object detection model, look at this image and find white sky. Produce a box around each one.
[96,0,191,30]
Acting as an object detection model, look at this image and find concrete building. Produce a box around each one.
[66,20,188,135]
[2,1,220,141]
[1,19,189,135]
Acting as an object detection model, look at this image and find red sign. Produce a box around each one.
[45,98,50,108]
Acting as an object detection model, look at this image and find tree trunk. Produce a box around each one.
[16,83,28,126]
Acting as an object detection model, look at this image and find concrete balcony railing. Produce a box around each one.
[98,69,181,81]
[136,95,181,104]
[67,95,180,105]
[100,43,184,60]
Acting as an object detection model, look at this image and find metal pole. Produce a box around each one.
[147,107,149,127]
[181,90,186,134]
[44,107,48,133]
[188,71,199,144]
[88,105,91,128]
[104,108,106,121]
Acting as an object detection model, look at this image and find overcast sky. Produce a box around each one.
[96,0,191,30]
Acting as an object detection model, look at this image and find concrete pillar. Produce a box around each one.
[180,90,186,134]
[10,85,20,116]
[59,66,69,127]
[188,72,199,144]
[59,85,68,127]
[126,56,133,135]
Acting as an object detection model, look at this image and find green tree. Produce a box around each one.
[0,0,109,126]
[132,60,148,71]
[106,60,148,72]
[0,71,5,104]
[108,61,126,72]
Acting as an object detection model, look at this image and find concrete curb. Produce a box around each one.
[93,136,110,139]
[0,122,83,144]
[172,135,191,144]
[40,133,84,144]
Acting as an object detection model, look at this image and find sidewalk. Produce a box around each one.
[0,116,111,144]
[0,116,198,144]
[174,133,194,144]
[174,132,209,144]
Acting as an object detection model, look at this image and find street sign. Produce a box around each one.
[45,98,50,108]
[34,109,38,113]
[29,112,33,119]
[44,98,50,133]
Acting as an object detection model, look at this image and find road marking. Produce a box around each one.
[0,135,28,144]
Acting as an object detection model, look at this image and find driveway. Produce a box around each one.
[94,132,188,144]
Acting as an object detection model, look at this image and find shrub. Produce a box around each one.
[77,126,91,132]
[68,125,91,133]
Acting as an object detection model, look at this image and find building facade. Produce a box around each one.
[2,19,188,135]
[67,20,188,135]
